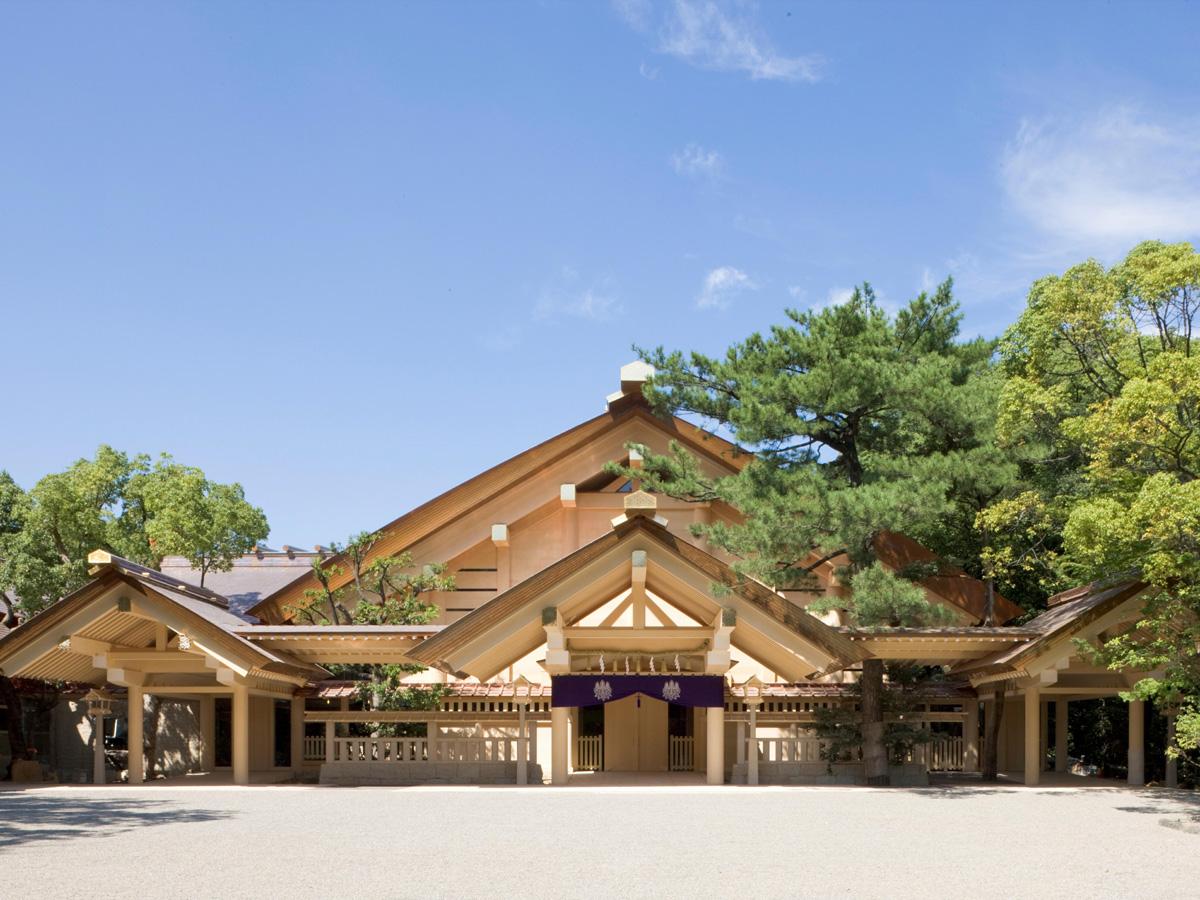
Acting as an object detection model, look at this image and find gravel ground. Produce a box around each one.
[2,781,1198,899]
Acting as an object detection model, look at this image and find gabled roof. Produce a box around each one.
[251,397,749,623]
[951,579,1146,680]
[871,531,1024,625]
[0,552,322,684]
[161,551,316,616]
[409,516,865,676]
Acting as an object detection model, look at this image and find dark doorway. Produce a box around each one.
[578,703,604,769]
[274,700,291,767]
[668,703,691,738]
[214,698,232,767]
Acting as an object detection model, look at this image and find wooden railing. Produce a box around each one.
[303,735,325,761]
[753,735,826,764]
[910,736,964,771]
[668,735,694,772]
[576,735,603,771]
[330,735,520,764]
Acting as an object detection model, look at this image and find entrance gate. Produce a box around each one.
[555,674,721,775]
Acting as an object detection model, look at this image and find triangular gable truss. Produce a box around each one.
[0,557,323,691]
[409,517,865,682]
[251,400,749,624]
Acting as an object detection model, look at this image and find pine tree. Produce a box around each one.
[615,282,1009,783]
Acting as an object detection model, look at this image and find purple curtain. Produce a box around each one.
[551,674,725,708]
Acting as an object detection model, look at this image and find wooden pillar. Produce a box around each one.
[1054,699,1068,773]
[428,722,438,762]
[127,685,144,785]
[1039,700,1049,772]
[963,700,980,773]
[747,705,759,786]
[551,705,569,785]
[1023,685,1040,786]
[199,695,216,771]
[325,719,335,763]
[997,698,1009,771]
[92,713,106,785]
[736,721,746,766]
[231,685,250,786]
[290,694,305,775]
[1127,699,1145,786]
[517,703,528,786]
[706,704,725,785]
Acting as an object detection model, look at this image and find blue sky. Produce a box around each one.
[3,1,1199,545]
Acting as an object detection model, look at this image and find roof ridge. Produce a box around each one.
[87,550,231,610]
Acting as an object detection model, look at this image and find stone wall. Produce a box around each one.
[319,761,544,786]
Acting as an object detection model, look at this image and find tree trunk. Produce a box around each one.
[982,684,1006,781]
[0,675,29,779]
[861,658,889,785]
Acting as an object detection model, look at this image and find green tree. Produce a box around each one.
[614,282,1004,783]
[0,449,269,777]
[0,447,270,612]
[0,446,150,615]
[287,532,454,724]
[996,239,1200,771]
[130,457,268,587]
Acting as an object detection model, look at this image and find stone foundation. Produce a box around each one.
[731,761,928,786]
[319,761,544,786]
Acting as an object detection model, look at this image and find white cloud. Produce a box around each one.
[1002,106,1200,247]
[671,143,723,178]
[638,61,660,80]
[617,0,822,83]
[534,267,623,322]
[787,285,806,300]
[697,265,758,309]
[825,286,854,307]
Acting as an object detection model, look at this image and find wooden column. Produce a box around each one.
[325,719,335,763]
[706,705,725,785]
[1039,700,1049,771]
[290,694,305,775]
[127,685,144,785]
[963,700,980,773]
[1127,699,1145,786]
[551,705,569,785]
[736,721,746,766]
[517,702,528,786]
[232,685,250,786]
[1023,685,1040,786]
[1166,709,1178,789]
[747,705,759,786]
[199,695,216,771]
[92,713,106,785]
[1054,699,1069,773]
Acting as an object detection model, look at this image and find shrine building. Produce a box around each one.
[0,364,1168,788]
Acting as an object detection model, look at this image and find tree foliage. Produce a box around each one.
[132,457,269,587]
[613,282,998,776]
[0,447,269,615]
[287,531,454,718]
[996,239,1200,761]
